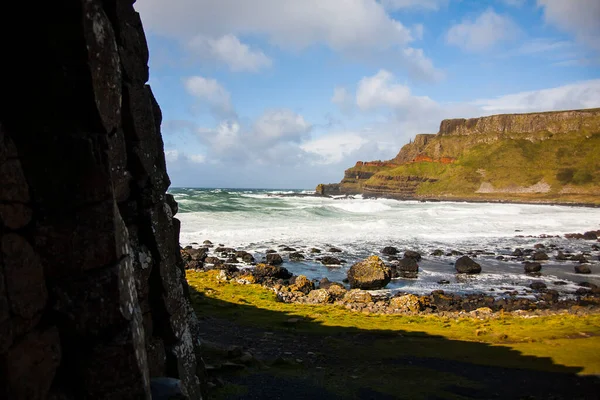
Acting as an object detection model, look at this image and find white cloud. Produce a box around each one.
[301,133,368,164]
[517,38,572,55]
[136,0,441,81]
[184,76,233,116]
[356,69,437,112]
[474,79,600,113]
[412,24,424,40]
[254,110,312,143]
[380,0,448,11]
[446,8,519,52]
[537,0,600,50]
[188,34,272,72]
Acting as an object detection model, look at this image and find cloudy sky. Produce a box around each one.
[136,0,600,189]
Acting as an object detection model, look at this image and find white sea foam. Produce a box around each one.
[174,189,600,293]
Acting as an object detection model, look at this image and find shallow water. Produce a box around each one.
[172,188,600,297]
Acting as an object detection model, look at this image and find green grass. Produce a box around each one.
[189,270,600,375]
[360,131,600,204]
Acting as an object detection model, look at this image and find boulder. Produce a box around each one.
[328,247,342,253]
[253,263,292,280]
[319,277,344,290]
[306,289,331,304]
[404,250,421,261]
[397,257,419,278]
[204,256,223,266]
[555,251,568,261]
[290,275,314,294]
[389,294,421,313]
[532,251,549,261]
[241,253,255,264]
[266,253,283,266]
[381,246,398,255]
[455,256,481,274]
[281,246,296,252]
[583,231,598,240]
[529,281,547,290]
[342,289,373,304]
[571,254,589,263]
[511,248,523,257]
[319,256,342,265]
[534,243,545,249]
[289,252,305,261]
[574,265,591,274]
[310,248,321,253]
[326,285,347,300]
[347,256,392,289]
[431,249,444,256]
[523,262,542,273]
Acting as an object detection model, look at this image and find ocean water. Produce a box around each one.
[172,188,600,297]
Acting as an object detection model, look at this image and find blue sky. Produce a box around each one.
[135,0,600,189]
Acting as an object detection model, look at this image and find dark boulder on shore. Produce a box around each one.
[574,265,592,274]
[289,252,305,261]
[266,253,283,265]
[253,263,292,280]
[524,262,542,273]
[318,256,342,265]
[319,277,345,290]
[532,251,549,261]
[381,246,399,255]
[571,253,589,263]
[404,250,422,261]
[455,256,481,274]
[511,248,523,257]
[431,249,444,256]
[347,256,392,290]
[397,257,419,278]
[530,281,547,290]
[555,251,568,261]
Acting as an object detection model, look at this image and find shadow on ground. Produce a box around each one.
[188,285,599,400]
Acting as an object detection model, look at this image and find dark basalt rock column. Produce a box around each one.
[0,1,204,399]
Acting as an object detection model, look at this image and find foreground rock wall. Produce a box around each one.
[0,1,203,399]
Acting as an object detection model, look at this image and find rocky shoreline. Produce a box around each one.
[182,230,600,316]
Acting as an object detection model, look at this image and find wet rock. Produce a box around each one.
[583,231,598,240]
[347,256,392,290]
[310,248,321,253]
[265,249,277,254]
[571,254,589,263]
[523,262,542,273]
[381,246,398,255]
[253,263,292,280]
[534,243,545,249]
[266,253,283,266]
[455,256,481,274]
[529,281,547,290]
[437,280,450,285]
[532,251,549,261]
[539,290,559,303]
[328,247,342,253]
[281,246,296,252]
[289,252,305,261]
[403,250,422,261]
[555,251,568,261]
[431,249,444,256]
[553,281,568,286]
[318,256,342,265]
[396,257,419,278]
[215,247,235,255]
[204,256,223,266]
[574,265,591,274]
[203,240,213,245]
[241,253,255,264]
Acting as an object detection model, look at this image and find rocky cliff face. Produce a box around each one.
[319,108,600,204]
[0,1,204,399]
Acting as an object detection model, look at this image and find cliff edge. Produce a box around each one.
[318,108,600,205]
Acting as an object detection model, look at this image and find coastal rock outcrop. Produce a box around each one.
[317,108,600,205]
[347,256,392,289]
[455,256,482,274]
[0,1,204,398]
